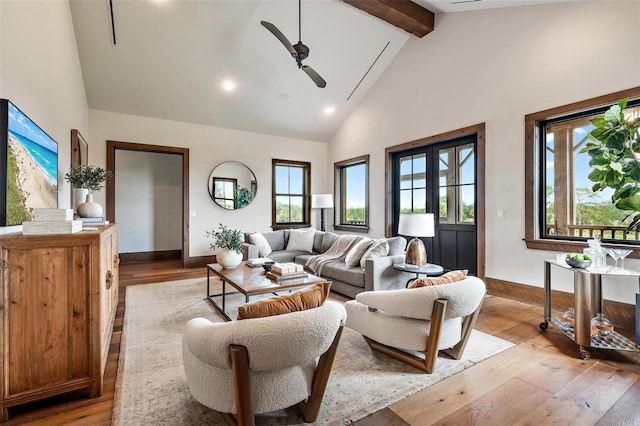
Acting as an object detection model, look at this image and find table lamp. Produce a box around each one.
[311,194,334,232]
[397,213,435,266]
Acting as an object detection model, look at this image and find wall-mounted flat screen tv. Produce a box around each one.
[0,99,58,226]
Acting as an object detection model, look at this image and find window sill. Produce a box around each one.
[524,238,640,259]
[334,225,369,234]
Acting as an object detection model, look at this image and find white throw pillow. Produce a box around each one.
[286,227,316,253]
[249,233,272,257]
[345,238,372,268]
[360,238,390,269]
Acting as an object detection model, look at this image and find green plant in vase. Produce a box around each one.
[206,223,243,268]
[64,165,113,218]
[580,98,640,231]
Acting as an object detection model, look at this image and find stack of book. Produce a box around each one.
[266,262,308,282]
[79,217,110,226]
[246,258,274,267]
[22,209,83,235]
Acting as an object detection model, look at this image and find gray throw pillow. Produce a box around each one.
[386,236,407,256]
[322,232,340,252]
[262,230,285,251]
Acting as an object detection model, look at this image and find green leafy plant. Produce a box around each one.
[580,98,640,231]
[206,223,242,253]
[65,165,113,191]
[235,187,252,209]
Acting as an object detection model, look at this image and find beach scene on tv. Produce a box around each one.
[6,101,57,225]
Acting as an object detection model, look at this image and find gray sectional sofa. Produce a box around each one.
[241,229,414,298]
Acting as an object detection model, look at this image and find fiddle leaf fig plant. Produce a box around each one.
[580,98,640,231]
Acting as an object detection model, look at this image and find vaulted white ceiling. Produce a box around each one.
[69,0,579,142]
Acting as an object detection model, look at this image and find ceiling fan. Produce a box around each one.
[260,0,327,88]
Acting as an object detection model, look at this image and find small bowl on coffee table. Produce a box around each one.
[262,261,275,272]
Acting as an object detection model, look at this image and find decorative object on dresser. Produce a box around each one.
[206,223,243,268]
[0,224,119,422]
[70,129,88,212]
[397,212,435,266]
[22,208,82,235]
[64,164,113,218]
[311,193,334,231]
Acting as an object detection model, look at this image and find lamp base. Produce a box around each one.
[405,237,427,266]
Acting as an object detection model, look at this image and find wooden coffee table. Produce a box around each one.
[206,262,329,321]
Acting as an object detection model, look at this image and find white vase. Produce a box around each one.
[76,193,103,218]
[73,188,89,214]
[216,249,242,268]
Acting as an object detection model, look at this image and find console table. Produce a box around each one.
[539,259,640,360]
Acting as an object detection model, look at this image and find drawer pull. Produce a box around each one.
[106,270,114,289]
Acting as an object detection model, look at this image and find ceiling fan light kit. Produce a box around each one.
[261,0,326,88]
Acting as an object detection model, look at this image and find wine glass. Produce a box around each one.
[607,248,633,270]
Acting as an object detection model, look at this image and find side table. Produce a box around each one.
[392,263,444,288]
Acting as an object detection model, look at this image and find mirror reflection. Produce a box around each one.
[208,161,257,210]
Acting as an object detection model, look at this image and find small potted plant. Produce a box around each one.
[64,165,113,218]
[206,223,243,268]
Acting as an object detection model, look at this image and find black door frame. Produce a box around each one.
[385,123,485,278]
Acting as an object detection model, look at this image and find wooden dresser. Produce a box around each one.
[0,224,119,422]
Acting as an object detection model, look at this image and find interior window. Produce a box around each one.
[334,155,369,232]
[272,159,311,228]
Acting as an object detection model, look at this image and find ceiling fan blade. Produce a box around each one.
[260,21,296,56]
[302,65,327,88]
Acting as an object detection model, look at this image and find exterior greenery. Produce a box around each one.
[206,223,243,253]
[581,99,640,231]
[65,165,113,191]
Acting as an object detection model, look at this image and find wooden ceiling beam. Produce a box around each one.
[342,0,435,38]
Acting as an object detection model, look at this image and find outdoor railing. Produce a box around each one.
[547,225,639,241]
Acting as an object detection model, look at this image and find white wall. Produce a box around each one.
[89,109,328,257]
[329,1,640,303]
[0,0,88,234]
[115,150,182,253]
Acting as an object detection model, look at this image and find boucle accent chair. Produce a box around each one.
[182,301,346,425]
[344,276,486,373]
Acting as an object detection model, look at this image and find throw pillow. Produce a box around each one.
[237,282,331,320]
[408,269,469,288]
[360,238,390,269]
[285,227,316,253]
[249,233,272,257]
[345,238,372,268]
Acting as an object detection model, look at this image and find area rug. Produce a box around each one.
[112,278,514,425]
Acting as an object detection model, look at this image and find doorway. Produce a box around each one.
[106,141,190,267]
[385,124,485,277]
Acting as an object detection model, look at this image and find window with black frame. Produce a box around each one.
[272,159,310,228]
[334,155,369,232]
[539,100,640,243]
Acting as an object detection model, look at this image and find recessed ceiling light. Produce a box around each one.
[222,79,236,92]
[324,106,336,115]
[277,93,289,103]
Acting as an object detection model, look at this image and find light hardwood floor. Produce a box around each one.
[4,259,640,425]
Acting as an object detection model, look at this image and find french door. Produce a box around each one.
[391,134,478,275]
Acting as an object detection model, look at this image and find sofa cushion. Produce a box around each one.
[262,230,286,251]
[286,228,316,253]
[386,236,406,256]
[313,231,325,253]
[236,282,331,320]
[360,238,390,269]
[321,262,366,288]
[249,233,272,257]
[268,250,305,263]
[345,238,372,268]
[409,270,468,288]
[322,232,340,252]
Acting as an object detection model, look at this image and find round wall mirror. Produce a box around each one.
[208,161,257,210]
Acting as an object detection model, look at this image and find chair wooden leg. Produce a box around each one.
[299,325,344,422]
[363,298,448,374]
[442,291,485,360]
[229,344,255,426]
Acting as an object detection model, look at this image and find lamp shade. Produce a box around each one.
[398,213,435,237]
[311,194,334,209]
